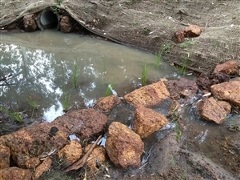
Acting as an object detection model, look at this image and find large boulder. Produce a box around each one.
[124,81,170,107]
[106,122,144,168]
[133,106,168,138]
[198,97,231,124]
[211,81,240,107]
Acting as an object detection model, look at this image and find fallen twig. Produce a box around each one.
[65,135,102,172]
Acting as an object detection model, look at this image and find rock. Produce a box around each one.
[59,15,73,33]
[32,157,52,180]
[106,122,144,168]
[0,108,107,170]
[173,30,185,43]
[58,140,82,165]
[184,24,202,37]
[124,80,170,107]
[23,14,37,32]
[94,95,121,113]
[211,81,240,107]
[0,123,68,168]
[133,106,168,138]
[0,167,32,180]
[59,108,108,138]
[0,145,10,169]
[25,157,40,169]
[198,97,231,124]
[85,145,106,172]
[196,72,231,91]
[164,78,198,100]
[213,60,239,75]
[173,24,202,43]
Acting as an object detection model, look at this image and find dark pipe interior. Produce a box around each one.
[39,10,59,29]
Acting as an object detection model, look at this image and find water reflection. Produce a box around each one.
[0,31,177,122]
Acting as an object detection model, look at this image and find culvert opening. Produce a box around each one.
[38,9,59,30]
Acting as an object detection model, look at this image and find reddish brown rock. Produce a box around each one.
[173,30,185,43]
[85,145,106,172]
[59,15,73,33]
[211,81,240,107]
[124,81,170,107]
[0,108,106,169]
[58,140,82,165]
[106,122,144,168]
[94,95,121,112]
[0,123,68,168]
[213,60,239,75]
[184,24,202,37]
[23,14,38,32]
[133,106,168,138]
[196,73,230,91]
[32,157,52,180]
[60,108,108,138]
[198,97,231,124]
[0,167,32,180]
[0,145,10,169]
[164,78,198,99]
[25,157,40,169]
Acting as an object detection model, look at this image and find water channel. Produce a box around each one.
[0,30,179,122]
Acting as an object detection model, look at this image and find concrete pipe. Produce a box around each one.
[37,9,59,30]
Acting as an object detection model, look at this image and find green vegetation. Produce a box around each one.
[179,39,194,49]
[27,99,39,110]
[72,63,79,88]
[170,110,182,143]
[62,93,71,112]
[174,121,182,143]
[179,53,190,75]
[27,98,39,119]
[0,105,23,123]
[154,44,172,68]
[141,64,148,86]
[105,84,114,96]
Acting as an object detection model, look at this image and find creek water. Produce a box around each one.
[0,30,239,178]
[0,30,179,122]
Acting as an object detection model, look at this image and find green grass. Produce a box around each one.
[72,63,78,89]
[179,53,190,75]
[105,84,114,96]
[27,98,39,119]
[141,64,148,86]
[179,39,194,49]
[0,106,23,123]
[154,44,172,68]
[62,93,71,112]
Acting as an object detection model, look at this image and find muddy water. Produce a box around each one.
[0,30,178,122]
